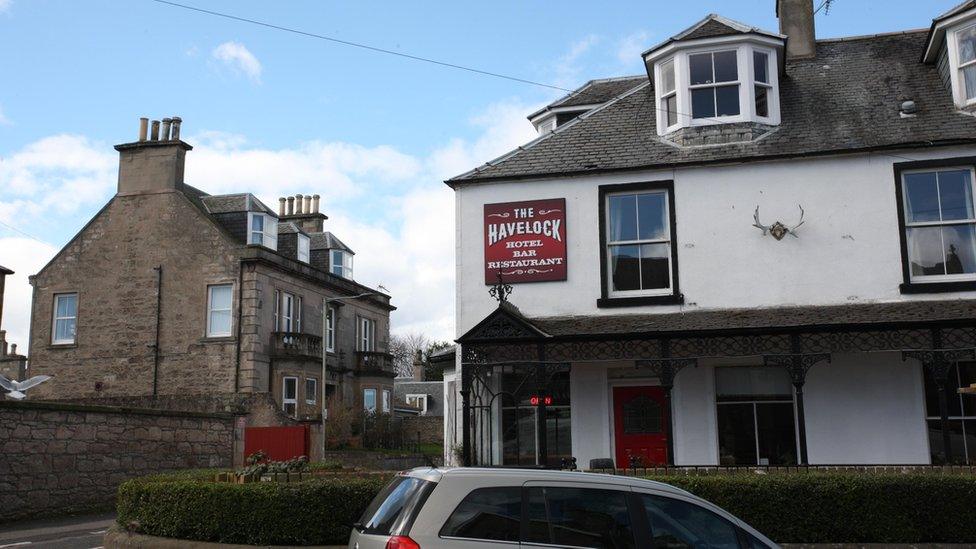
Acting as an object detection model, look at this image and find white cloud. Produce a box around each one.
[211,41,262,83]
[0,97,538,345]
[0,237,58,350]
[0,104,10,125]
[616,30,651,66]
[552,34,600,89]
[0,0,11,14]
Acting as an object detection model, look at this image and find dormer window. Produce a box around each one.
[297,233,310,264]
[660,59,678,128]
[331,249,353,279]
[958,23,976,102]
[248,212,277,250]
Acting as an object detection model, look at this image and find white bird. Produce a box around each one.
[0,373,52,400]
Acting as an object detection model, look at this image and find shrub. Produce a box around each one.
[117,474,393,546]
[644,473,976,543]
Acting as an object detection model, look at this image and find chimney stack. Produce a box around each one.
[777,0,816,59]
[116,116,192,196]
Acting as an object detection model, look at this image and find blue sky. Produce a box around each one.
[0,0,962,346]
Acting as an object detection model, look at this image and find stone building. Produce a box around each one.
[26,117,396,423]
[0,264,28,387]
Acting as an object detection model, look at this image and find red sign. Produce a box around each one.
[529,395,553,406]
[484,198,567,284]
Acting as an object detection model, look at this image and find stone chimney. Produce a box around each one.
[777,0,816,59]
[412,349,425,381]
[115,116,193,196]
[278,192,327,233]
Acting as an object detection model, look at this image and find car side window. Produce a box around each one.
[641,494,741,549]
[439,486,521,542]
[524,486,636,549]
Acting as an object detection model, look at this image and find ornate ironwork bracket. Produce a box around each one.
[763,353,831,386]
[635,358,697,389]
[488,271,513,304]
[902,348,976,385]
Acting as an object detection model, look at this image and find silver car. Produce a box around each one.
[349,467,777,549]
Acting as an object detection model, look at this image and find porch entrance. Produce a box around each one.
[613,386,668,467]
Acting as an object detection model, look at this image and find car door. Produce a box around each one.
[520,481,642,549]
[632,489,778,549]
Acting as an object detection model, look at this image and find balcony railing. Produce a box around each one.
[271,332,323,360]
[355,351,396,375]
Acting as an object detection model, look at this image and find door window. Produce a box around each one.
[524,486,635,549]
[640,494,740,549]
[439,487,521,542]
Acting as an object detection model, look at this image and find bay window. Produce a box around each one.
[896,160,976,291]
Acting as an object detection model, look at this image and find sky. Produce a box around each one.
[0,0,962,349]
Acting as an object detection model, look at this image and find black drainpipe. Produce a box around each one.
[234,261,244,393]
[152,265,162,396]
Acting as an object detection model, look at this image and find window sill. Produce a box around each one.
[597,293,685,308]
[48,343,77,349]
[900,281,976,294]
[200,336,237,344]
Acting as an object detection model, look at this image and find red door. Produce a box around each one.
[613,386,668,468]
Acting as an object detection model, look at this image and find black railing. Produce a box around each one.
[271,332,323,360]
[354,351,395,374]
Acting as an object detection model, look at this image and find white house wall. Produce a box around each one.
[455,146,976,335]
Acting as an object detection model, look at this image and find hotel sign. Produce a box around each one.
[484,198,567,284]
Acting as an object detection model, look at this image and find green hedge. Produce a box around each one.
[118,472,976,545]
[117,474,393,546]
[645,473,976,544]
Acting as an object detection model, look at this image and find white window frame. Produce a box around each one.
[752,50,773,119]
[305,377,317,405]
[653,40,780,135]
[325,305,336,352]
[687,49,741,120]
[206,284,233,337]
[951,22,976,107]
[358,317,376,351]
[297,233,310,263]
[279,292,295,332]
[330,250,353,279]
[51,292,78,345]
[901,166,976,283]
[658,57,679,131]
[247,212,278,250]
[406,394,428,415]
[382,389,391,413]
[282,376,298,416]
[363,388,377,413]
[604,189,674,298]
[295,296,303,334]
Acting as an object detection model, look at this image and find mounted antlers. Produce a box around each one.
[753,205,805,240]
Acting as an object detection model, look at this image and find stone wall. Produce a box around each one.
[0,400,236,522]
[400,415,444,445]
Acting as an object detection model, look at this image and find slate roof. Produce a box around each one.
[529,299,976,337]
[200,193,276,215]
[646,14,784,54]
[277,222,307,235]
[450,31,976,185]
[541,76,646,112]
[310,231,354,254]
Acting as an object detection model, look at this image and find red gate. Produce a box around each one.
[244,425,309,462]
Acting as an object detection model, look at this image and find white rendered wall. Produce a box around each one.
[455,147,976,336]
[804,352,930,464]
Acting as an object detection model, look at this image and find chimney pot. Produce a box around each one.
[161,118,172,141]
[287,196,295,215]
[150,120,160,141]
[278,197,286,216]
[304,195,311,214]
[138,118,149,142]
[10,343,16,355]
[171,117,182,140]
[777,0,816,59]
[295,194,304,214]
[312,194,320,213]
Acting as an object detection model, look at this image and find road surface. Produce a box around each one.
[0,512,114,549]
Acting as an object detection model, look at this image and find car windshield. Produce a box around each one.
[358,476,434,536]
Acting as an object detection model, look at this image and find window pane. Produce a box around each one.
[609,194,638,241]
[690,53,713,85]
[717,403,758,465]
[666,94,678,127]
[715,85,740,116]
[364,389,376,411]
[440,487,521,542]
[938,170,974,221]
[251,214,263,231]
[284,378,297,399]
[641,494,740,549]
[56,294,77,317]
[942,224,976,275]
[306,379,316,402]
[755,85,769,117]
[756,402,797,465]
[959,24,976,64]
[965,65,976,100]
[611,245,641,291]
[524,488,549,543]
[210,285,232,309]
[359,477,431,536]
[545,407,573,467]
[713,50,738,82]
[904,172,940,222]
[907,226,946,276]
[640,243,671,290]
[661,59,675,93]
[208,310,231,336]
[637,192,667,240]
[754,51,768,83]
[691,88,715,119]
[543,487,635,549]
[716,367,792,400]
[55,318,76,342]
[927,419,968,464]
[923,363,957,417]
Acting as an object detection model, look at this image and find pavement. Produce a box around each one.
[0,512,115,549]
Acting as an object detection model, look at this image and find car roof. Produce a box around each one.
[402,467,690,496]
